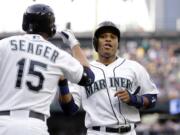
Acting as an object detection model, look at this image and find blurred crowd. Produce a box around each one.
[136,113,180,135]
[123,39,180,102]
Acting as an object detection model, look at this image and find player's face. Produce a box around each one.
[97,32,119,59]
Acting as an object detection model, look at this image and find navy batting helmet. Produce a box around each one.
[22,4,56,37]
[93,21,120,52]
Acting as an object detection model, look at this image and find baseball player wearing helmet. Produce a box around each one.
[59,21,159,135]
[0,4,94,135]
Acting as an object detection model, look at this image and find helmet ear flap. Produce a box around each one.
[49,24,56,37]
[22,13,39,33]
[52,24,56,35]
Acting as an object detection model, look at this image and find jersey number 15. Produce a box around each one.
[15,58,47,92]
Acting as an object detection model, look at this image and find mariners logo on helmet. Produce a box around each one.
[93,21,120,52]
[22,4,56,37]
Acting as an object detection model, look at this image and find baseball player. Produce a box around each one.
[59,21,159,135]
[0,4,94,135]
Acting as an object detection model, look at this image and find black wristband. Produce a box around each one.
[58,79,69,95]
[128,93,144,108]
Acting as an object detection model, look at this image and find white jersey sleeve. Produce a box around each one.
[56,50,83,84]
[130,61,159,95]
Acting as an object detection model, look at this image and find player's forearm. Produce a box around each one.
[142,94,157,109]
[115,90,157,109]
[59,93,73,103]
[58,79,79,115]
[71,45,89,67]
[59,94,79,115]
[58,78,72,103]
[59,97,79,115]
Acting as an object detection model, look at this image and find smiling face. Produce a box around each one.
[97,30,119,64]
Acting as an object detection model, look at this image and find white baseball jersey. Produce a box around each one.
[70,57,159,128]
[0,34,83,117]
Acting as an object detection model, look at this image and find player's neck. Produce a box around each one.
[98,55,117,66]
[39,33,49,40]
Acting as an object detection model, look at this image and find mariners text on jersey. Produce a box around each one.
[85,77,133,97]
[10,39,59,63]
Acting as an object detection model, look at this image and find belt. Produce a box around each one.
[92,125,131,133]
[0,110,45,121]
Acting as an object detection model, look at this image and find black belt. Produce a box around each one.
[0,110,45,121]
[92,125,131,133]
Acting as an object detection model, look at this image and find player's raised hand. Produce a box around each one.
[59,29,80,49]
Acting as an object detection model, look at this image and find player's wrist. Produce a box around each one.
[128,93,144,108]
[69,38,80,49]
[58,79,70,95]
